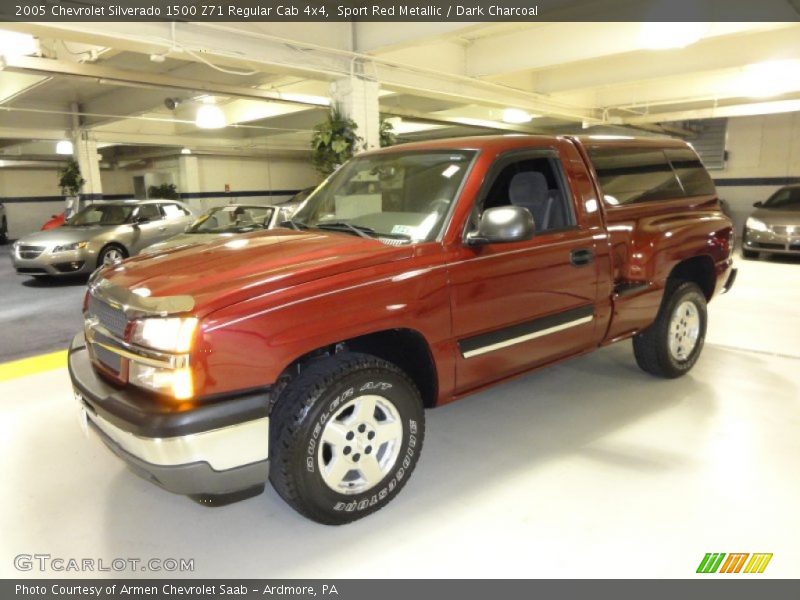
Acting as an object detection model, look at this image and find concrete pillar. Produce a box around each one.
[178,155,202,210]
[72,132,102,210]
[330,75,380,152]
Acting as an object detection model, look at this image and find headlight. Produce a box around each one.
[745,218,768,232]
[130,317,198,353]
[129,362,194,400]
[52,241,88,253]
[128,317,198,399]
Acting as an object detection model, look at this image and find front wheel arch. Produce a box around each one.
[96,243,128,268]
[273,328,439,411]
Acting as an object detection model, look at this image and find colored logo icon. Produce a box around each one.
[697,553,773,574]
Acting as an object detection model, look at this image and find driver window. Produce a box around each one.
[480,156,575,234]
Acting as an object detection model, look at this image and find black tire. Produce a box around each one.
[633,281,707,379]
[96,244,128,268]
[269,352,425,525]
[0,218,7,244]
[741,248,759,259]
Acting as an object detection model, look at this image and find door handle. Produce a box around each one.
[570,248,594,267]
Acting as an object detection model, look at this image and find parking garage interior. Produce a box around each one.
[0,17,799,579]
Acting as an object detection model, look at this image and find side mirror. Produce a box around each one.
[466,206,535,246]
[753,201,763,208]
[133,215,150,226]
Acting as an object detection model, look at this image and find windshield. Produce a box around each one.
[763,187,800,210]
[292,150,475,243]
[67,204,135,226]
[187,205,275,234]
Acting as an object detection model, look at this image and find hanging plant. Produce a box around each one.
[310,107,362,176]
[148,183,180,199]
[58,158,85,197]
[380,117,397,148]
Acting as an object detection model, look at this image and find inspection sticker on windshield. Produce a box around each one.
[391,225,415,236]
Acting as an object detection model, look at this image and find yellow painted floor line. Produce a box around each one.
[0,350,68,382]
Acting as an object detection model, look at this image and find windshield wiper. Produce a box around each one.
[314,221,377,239]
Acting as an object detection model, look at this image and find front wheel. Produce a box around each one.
[633,281,707,378]
[97,244,127,267]
[269,352,425,525]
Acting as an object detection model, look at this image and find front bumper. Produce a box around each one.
[69,334,271,500]
[743,229,800,255]
[12,246,97,276]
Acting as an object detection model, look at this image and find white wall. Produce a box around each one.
[0,168,63,239]
[715,112,800,231]
[192,156,318,211]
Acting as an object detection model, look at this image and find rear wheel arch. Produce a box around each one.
[667,255,716,300]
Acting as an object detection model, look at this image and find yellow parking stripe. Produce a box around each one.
[0,350,68,382]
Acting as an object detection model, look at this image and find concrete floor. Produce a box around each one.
[1,254,798,578]
[0,245,86,362]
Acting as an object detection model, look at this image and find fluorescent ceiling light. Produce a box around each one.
[55,140,73,155]
[738,60,800,98]
[502,108,533,124]
[388,118,446,135]
[180,147,192,155]
[195,102,226,129]
[0,30,38,58]
[639,23,706,50]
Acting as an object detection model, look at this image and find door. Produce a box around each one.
[128,203,166,253]
[448,148,600,393]
[158,202,194,237]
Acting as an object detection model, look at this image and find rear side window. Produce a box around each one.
[665,148,716,197]
[588,147,683,205]
[136,204,162,221]
[161,203,190,217]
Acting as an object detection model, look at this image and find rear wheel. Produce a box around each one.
[269,352,425,525]
[633,281,707,378]
[97,244,127,267]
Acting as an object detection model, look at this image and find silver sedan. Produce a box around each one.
[742,185,800,259]
[11,199,195,277]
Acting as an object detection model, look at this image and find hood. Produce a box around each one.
[752,207,800,225]
[19,225,117,245]
[141,232,230,254]
[99,229,414,315]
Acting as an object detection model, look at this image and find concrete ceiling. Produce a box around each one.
[1,16,800,162]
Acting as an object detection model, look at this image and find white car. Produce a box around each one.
[142,204,296,254]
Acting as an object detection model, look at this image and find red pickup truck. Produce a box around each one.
[69,135,735,524]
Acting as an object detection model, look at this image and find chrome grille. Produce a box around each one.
[87,295,128,339]
[94,343,122,374]
[18,245,45,259]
